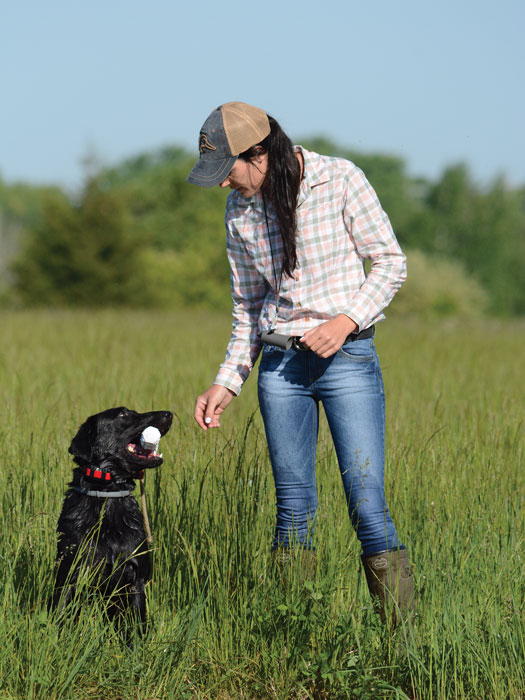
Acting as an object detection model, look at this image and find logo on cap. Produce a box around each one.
[199,133,217,154]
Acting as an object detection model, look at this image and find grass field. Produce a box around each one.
[0,310,523,699]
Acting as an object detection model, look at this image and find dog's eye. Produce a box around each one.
[118,409,129,418]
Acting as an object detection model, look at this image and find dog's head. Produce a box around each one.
[69,407,173,477]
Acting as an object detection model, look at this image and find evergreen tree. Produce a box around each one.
[10,178,149,307]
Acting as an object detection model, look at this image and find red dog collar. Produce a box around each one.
[83,466,112,482]
[82,466,144,481]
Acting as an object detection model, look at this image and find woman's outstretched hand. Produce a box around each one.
[299,314,358,358]
[194,384,236,431]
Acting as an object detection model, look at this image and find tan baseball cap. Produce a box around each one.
[187,102,271,187]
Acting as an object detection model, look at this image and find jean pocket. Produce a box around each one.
[337,338,375,362]
[262,344,283,355]
[260,344,285,371]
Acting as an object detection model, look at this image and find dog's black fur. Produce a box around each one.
[52,407,172,634]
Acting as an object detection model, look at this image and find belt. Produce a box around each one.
[291,324,375,351]
[345,324,375,342]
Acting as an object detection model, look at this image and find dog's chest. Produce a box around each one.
[59,494,146,555]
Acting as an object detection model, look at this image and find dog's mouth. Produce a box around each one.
[126,442,163,460]
[126,424,165,462]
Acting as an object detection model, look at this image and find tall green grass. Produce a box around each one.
[0,311,522,699]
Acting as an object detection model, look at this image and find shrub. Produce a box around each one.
[389,248,488,318]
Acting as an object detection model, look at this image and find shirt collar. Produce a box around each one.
[230,146,331,213]
[296,146,331,207]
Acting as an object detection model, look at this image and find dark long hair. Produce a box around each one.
[239,116,301,279]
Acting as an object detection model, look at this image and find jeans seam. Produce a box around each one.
[374,355,385,396]
[310,399,318,535]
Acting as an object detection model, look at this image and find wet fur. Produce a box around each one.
[52,407,172,635]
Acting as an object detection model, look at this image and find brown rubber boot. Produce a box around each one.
[361,548,415,625]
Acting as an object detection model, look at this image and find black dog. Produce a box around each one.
[52,407,172,635]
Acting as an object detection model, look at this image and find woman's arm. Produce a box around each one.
[213,215,268,394]
[194,209,267,430]
[341,166,407,330]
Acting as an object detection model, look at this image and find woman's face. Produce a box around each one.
[219,153,268,197]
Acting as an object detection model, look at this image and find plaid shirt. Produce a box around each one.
[214,147,406,394]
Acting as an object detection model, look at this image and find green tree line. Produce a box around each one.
[1,140,523,316]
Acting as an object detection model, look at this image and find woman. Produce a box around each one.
[188,102,414,623]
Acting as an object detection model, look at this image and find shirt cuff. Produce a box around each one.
[339,312,360,334]
[213,368,245,396]
[343,310,365,333]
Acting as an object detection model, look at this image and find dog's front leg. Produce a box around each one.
[50,554,77,615]
[108,581,147,645]
[134,581,147,622]
[128,580,147,636]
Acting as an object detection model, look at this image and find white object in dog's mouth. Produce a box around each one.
[141,426,161,450]
[127,426,163,459]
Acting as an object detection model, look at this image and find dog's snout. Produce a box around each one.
[151,410,173,434]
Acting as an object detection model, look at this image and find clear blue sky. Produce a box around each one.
[1,0,524,190]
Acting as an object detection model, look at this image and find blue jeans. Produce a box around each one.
[257,337,404,556]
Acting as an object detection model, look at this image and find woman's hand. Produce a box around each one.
[194,384,236,431]
[299,314,358,358]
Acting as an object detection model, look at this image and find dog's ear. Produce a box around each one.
[69,417,97,463]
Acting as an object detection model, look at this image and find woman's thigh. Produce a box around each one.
[257,346,319,546]
[318,339,385,492]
